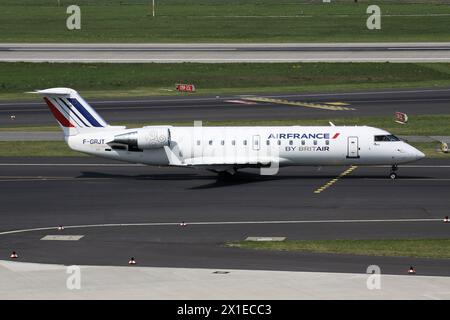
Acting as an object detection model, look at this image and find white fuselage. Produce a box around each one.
[66,125,425,169]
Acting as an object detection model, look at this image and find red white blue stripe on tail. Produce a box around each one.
[35,88,107,128]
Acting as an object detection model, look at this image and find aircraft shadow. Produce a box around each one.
[75,171,428,190]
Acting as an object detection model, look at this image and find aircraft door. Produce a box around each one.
[252,135,260,151]
[347,136,360,158]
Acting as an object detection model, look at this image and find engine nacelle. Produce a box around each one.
[112,127,170,149]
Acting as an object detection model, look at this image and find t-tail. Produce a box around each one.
[33,88,109,136]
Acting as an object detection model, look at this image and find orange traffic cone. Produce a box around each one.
[408,266,416,274]
[128,257,136,265]
[10,251,18,259]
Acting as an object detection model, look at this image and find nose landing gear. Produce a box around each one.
[389,165,398,179]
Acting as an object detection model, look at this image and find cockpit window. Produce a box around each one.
[374,135,401,142]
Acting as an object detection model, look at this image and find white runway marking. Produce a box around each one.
[365,178,450,181]
[41,235,84,241]
[246,237,286,241]
[0,218,443,236]
[0,163,143,166]
[0,163,448,168]
[255,88,450,99]
[0,177,112,182]
[377,165,450,168]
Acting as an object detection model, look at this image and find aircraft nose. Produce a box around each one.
[416,149,425,160]
[411,146,425,160]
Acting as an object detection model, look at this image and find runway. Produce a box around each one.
[1,43,450,62]
[0,157,449,276]
[1,88,450,126]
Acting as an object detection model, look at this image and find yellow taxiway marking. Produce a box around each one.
[243,97,355,111]
[314,165,358,194]
[325,102,351,106]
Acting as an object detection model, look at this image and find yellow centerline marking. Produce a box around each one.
[314,165,358,194]
[325,102,350,106]
[243,97,355,111]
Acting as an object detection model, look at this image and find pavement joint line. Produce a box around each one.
[314,165,358,194]
[3,58,450,62]
[0,218,443,236]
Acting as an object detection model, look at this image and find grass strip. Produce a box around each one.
[1,1,450,42]
[227,239,450,259]
[1,62,450,101]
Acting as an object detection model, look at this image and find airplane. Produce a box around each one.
[33,88,425,179]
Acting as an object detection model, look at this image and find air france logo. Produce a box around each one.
[268,133,340,139]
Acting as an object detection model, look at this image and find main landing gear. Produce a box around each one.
[389,165,398,180]
[217,168,238,178]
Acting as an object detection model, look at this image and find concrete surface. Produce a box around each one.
[1,260,449,299]
[0,158,449,276]
[1,43,450,62]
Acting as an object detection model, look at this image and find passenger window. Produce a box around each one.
[209,140,213,145]
[221,140,225,145]
[325,140,329,145]
[243,140,247,146]
[301,140,305,146]
[289,140,293,146]
[313,140,317,145]
[266,140,270,146]
[277,140,281,146]
[197,140,201,146]
[231,140,236,146]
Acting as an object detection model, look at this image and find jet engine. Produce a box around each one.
[111,127,170,149]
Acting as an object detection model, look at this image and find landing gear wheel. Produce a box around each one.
[389,172,397,180]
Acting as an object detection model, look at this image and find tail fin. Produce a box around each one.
[33,88,108,136]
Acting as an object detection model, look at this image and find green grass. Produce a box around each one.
[1,62,450,101]
[1,1,450,42]
[228,239,450,259]
[0,141,85,157]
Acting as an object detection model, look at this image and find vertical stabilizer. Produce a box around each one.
[33,88,108,136]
